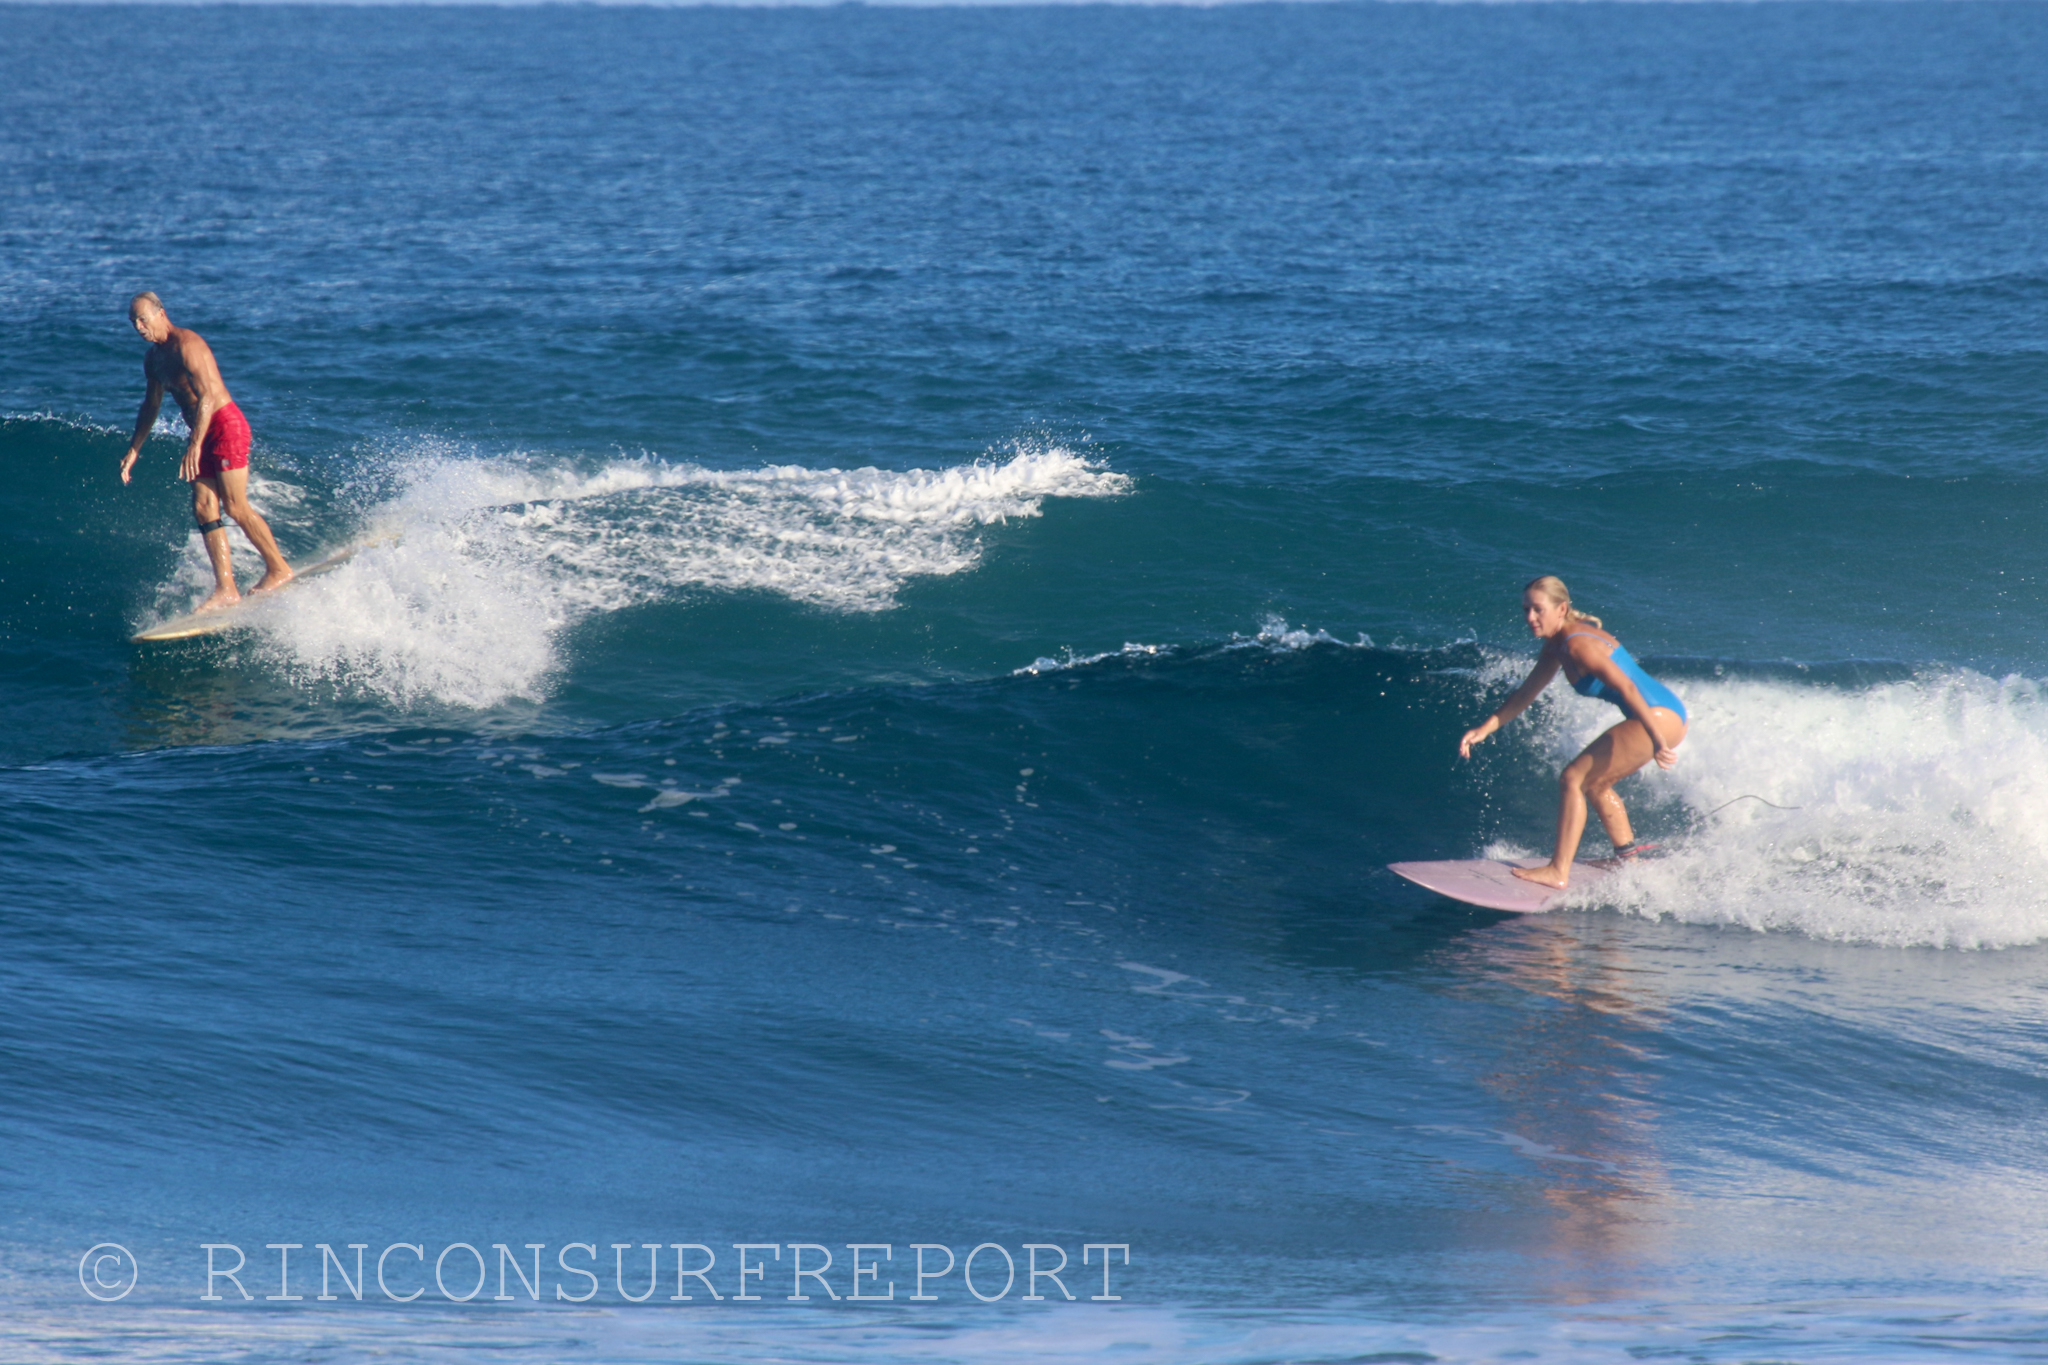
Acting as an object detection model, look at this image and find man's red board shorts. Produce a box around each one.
[197,402,251,479]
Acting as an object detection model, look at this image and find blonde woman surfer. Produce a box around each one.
[1458,576,1687,889]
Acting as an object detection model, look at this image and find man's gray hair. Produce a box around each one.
[129,290,164,314]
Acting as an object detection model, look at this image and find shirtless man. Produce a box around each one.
[119,292,292,610]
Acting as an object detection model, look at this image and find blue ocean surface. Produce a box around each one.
[5,3,2048,1360]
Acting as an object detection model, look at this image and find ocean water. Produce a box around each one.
[6,2,2048,1360]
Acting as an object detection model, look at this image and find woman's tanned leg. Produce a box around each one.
[1512,711,1683,888]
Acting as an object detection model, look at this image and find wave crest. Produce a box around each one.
[141,444,1128,709]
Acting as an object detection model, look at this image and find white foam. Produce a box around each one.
[1226,613,1373,653]
[1014,615,1370,675]
[3,408,125,437]
[1489,655,2048,949]
[1016,641,1170,675]
[150,443,1127,708]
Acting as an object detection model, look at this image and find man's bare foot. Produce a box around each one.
[196,586,242,613]
[1510,863,1570,889]
[250,566,296,594]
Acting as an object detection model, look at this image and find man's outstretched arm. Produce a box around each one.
[121,373,163,485]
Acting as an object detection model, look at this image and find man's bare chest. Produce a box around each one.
[146,346,202,406]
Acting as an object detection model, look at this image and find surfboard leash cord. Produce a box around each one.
[1704,794,1802,817]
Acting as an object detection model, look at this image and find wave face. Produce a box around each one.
[7,4,2048,1362]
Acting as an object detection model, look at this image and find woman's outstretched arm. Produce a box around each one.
[1459,653,1562,758]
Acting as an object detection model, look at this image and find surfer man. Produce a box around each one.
[1457,576,1688,889]
[119,292,292,611]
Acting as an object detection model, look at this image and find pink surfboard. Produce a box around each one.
[1387,857,1615,913]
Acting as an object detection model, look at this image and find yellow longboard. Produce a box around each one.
[130,543,365,643]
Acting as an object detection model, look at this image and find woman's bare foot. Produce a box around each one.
[250,565,296,594]
[196,586,242,613]
[1510,863,1570,889]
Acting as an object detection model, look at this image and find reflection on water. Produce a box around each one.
[1436,914,1674,1304]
